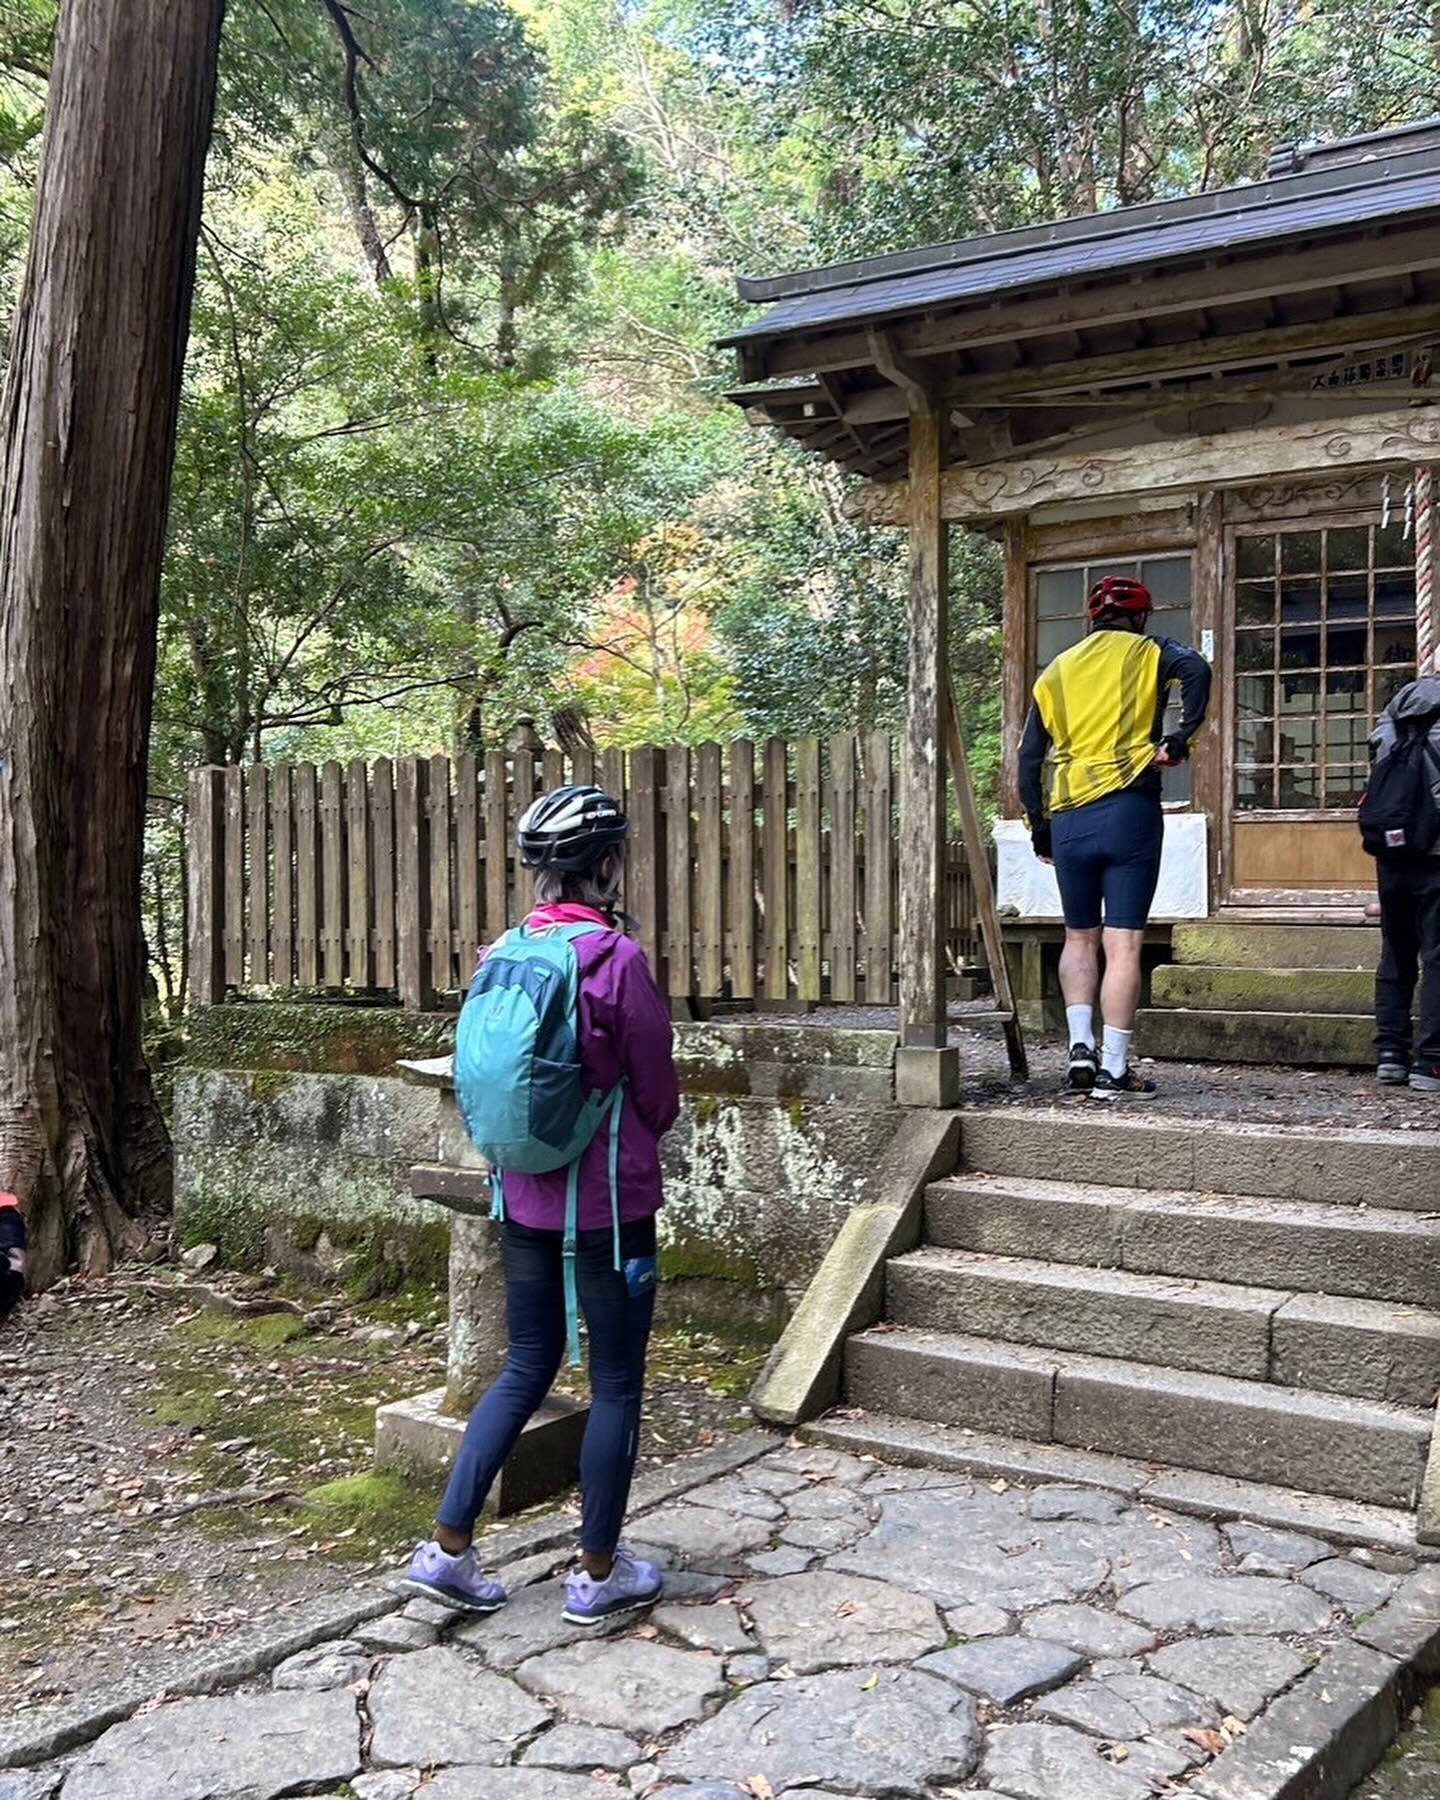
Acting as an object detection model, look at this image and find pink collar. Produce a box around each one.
[526,904,614,930]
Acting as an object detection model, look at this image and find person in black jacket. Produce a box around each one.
[0,1195,25,1323]
[1369,673,1440,1091]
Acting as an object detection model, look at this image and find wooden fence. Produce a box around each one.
[188,736,977,1011]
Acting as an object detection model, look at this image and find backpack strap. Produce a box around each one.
[606,1086,625,1274]
[562,1159,582,1368]
[489,1167,505,1224]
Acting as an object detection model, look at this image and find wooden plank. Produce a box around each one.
[245,763,268,986]
[483,751,508,942]
[627,747,663,980]
[428,752,453,994]
[1189,490,1224,911]
[764,223,1440,379]
[319,760,345,988]
[1027,508,1195,560]
[542,747,565,796]
[187,768,226,1006]
[862,732,894,1004]
[727,741,756,999]
[945,670,1027,1080]
[665,743,692,999]
[695,742,724,998]
[762,737,789,1002]
[601,746,626,915]
[271,764,294,989]
[370,757,395,990]
[571,746,596,788]
[395,757,433,1009]
[899,402,948,1046]
[794,735,822,1000]
[293,762,319,987]
[999,518,1031,820]
[454,752,479,972]
[828,733,857,1003]
[513,744,537,920]
[223,764,244,989]
[346,757,372,988]
[850,405,1440,526]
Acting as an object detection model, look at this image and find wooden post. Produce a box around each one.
[187,767,226,1007]
[998,518,1030,820]
[944,670,1028,1080]
[899,399,949,1047]
[1190,491,1224,906]
[1417,465,1436,678]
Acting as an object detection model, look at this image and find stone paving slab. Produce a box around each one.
[10,1434,1440,1799]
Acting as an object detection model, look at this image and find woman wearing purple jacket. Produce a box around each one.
[406,787,680,1624]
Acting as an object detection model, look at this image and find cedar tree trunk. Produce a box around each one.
[0,0,226,1284]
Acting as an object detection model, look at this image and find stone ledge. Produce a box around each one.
[375,1388,588,1517]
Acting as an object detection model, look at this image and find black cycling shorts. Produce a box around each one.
[1050,787,1163,931]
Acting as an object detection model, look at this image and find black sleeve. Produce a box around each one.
[1018,704,1051,827]
[1156,637,1213,747]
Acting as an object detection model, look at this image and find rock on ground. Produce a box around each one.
[59,1689,361,1800]
[514,1637,726,1735]
[659,1665,981,1797]
[919,1637,1084,1707]
[271,1637,370,1691]
[521,1722,642,1771]
[652,1600,754,1654]
[740,1570,944,1674]
[420,1771,622,1798]
[983,1722,1158,1799]
[367,1645,550,1767]
[1118,1575,1335,1636]
[1146,1636,1309,1721]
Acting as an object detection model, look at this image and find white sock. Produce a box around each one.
[1065,1005,1096,1051]
[1102,1026,1132,1079]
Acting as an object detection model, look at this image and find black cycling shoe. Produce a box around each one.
[1092,1065,1158,1101]
[1067,1043,1098,1091]
[1377,1059,1410,1087]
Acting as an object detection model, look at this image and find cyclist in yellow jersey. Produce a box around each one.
[1018,575,1211,1098]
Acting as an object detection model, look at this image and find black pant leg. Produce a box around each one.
[1375,863,1420,1064]
[1412,864,1440,1070]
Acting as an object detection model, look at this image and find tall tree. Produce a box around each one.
[0,0,226,1282]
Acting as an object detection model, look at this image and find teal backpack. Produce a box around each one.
[454,921,623,1365]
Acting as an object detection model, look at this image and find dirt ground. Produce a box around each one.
[0,1266,760,1723]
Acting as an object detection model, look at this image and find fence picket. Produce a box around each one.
[762,739,789,1003]
[695,743,723,997]
[370,757,395,989]
[294,763,319,987]
[863,731,894,1003]
[513,745,537,920]
[601,746,626,916]
[727,740,755,1000]
[628,747,663,981]
[794,736,822,1001]
[428,753,453,994]
[223,765,244,989]
[346,757,372,988]
[828,734,857,1003]
[483,751,508,942]
[455,752,479,972]
[188,768,226,1006]
[320,761,346,987]
[271,764,294,989]
[395,757,432,1009]
[665,744,692,1000]
[246,764,269,987]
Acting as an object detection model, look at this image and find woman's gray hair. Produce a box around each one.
[533,843,626,912]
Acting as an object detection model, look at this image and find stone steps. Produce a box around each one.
[1135,1005,1374,1066]
[800,1411,1431,1554]
[955,1107,1439,1210]
[1150,964,1373,1015]
[1171,921,1379,970]
[885,1246,1440,1406]
[925,1174,1440,1307]
[842,1326,1431,1508]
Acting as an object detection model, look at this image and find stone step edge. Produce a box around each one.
[930,1171,1436,1236]
[801,1410,1435,1556]
[806,1412,1440,1800]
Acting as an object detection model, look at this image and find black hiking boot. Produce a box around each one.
[1092,1065,1158,1101]
[1066,1043,1098,1092]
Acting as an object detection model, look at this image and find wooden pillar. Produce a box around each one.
[899,399,949,1048]
[1190,491,1224,909]
[187,767,226,1008]
[998,517,1030,820]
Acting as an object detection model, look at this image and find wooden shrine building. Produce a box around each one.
[722,117,1440,1076]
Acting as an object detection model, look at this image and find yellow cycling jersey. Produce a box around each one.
[1033,629,1162,813]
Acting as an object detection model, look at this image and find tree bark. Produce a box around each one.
[0,0,227,1284]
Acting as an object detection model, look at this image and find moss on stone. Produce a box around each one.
[247,1067,297,1103]
[187,1002,455,1076]
[301,1468,440,1547]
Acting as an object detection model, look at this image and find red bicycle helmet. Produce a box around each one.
[1087,575,1152,620]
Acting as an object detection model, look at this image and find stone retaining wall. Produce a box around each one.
[175,1006,901,1336]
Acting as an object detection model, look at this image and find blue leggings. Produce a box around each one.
[436,1215,657,1553]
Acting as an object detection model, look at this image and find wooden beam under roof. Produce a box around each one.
[756,220,1440,377]
[845,402,1440,524]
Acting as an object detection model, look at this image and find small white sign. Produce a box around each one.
[1201,628,1215,661]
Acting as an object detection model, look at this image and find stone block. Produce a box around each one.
[957,1112,1196,1191]
[374,1386,586,1515]
[1146,1635,1307,1722]
[918,1637,1084,1706]
[925,1177,1126,1266]
[1137,1467,1427,1555]
[844,1330,1057,1439]
[1054,1355,1429,1509]
[895,1046,960,1109]
[1151,963,1373,1014]
[1354,1564,1440,1667]
[186,1001,456,1074]
[1136,1006,1374,1067]
[1170,921,1378,971]
[1273,1292,1440,1406]
[886,1249,1276,1381]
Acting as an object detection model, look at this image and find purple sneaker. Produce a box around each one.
[404,1540,507,1614]
[563,1545,663,1625]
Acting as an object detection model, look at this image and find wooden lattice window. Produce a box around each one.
[1233,522,1416,813]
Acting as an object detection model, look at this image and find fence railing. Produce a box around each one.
[187,736,977,1011]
